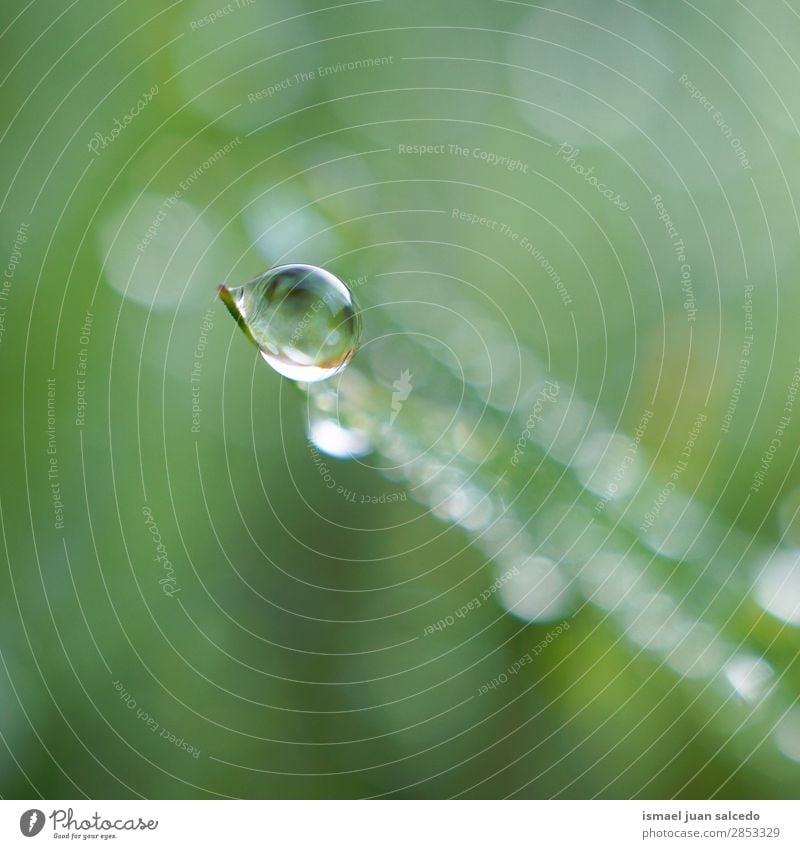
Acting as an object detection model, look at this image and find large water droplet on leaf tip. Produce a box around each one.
[219,263,361,382]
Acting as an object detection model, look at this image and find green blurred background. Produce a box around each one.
[2,0,800,798]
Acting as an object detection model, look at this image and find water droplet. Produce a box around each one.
[775,706,800,762]
[664,621,727,679]
[498,555,572,623]
[754,549,800,626]
[219,264,361,382]
[724,654,774,703]
[306,370,373,458]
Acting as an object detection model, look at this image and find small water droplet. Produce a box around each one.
[306,371,373,458]
[219,264,361,382]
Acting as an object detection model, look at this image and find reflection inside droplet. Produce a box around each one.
[219,263,361,382]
